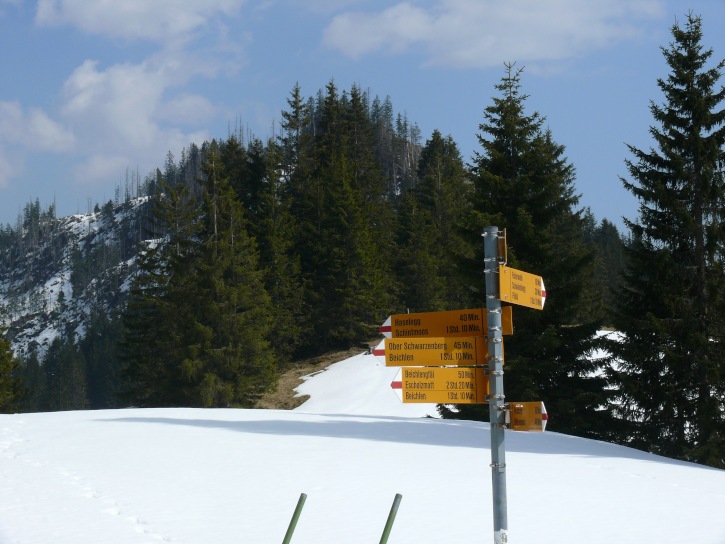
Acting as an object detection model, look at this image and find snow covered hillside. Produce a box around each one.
[1,351,724,544]
[0,198,149,360]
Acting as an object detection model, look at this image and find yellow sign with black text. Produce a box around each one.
[498,265,546,310]
[384,336,487,367]
[380,306,513,338]
[393,367,489,404]
[508,401,548,431]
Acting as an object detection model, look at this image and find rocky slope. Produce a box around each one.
[0,197,151,360]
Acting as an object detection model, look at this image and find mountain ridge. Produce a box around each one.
[0,197,150,360]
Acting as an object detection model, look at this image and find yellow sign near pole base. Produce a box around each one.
[391,367,489,404]
[507,401,548,431]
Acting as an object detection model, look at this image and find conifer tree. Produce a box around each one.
[583,216,625,325]
[395,130,472,312]
[190,141,277,406]
[608,13,725,466]
[122,145,277,408]
[285,81,395,349]
[440,65,608,439]
[256,139,307,361]
[0,328,23,413]
[81,309,123,409]
[43,335,88,411]
[120,181,201,406]
[18,350,44,412]
[395,187,445,312]
[311,80,371,346]
[279,83,312,184]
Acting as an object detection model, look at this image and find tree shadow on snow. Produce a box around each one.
[99,411,701,468]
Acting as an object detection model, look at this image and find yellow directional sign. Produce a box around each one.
[383,336,487,367]
[392,367,489,404]
[380,306,513,338]
[498,265,546,310]
[508,401,548,431]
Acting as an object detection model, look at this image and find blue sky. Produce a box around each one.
[1,0,725,230]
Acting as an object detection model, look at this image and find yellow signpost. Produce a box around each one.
[507,401,548,432]
[379,306,513,338]
[383,336,488,367]
[498,265,546,310]
[391,367,489,404]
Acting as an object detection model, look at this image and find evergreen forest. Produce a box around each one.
[1,14,724,468]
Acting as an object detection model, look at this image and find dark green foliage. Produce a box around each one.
[121,182,206,406]
[191,142,277,406]
[283,81,397,351]
[608,14,725,467]
[255,139,306,362]
[121,145,277,408]
[0,223,16,253]
[16,330,119,413]
[17,350,44,412]
[396,130,473,312]
[80,310,124,408]
[42,335,88,411]
[0,328,23,413]
[583,215,626,325]
[440,65,609,439]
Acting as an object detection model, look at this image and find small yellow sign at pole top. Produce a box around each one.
[498,265,546,310]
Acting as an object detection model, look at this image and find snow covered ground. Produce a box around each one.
[1,351,724,544]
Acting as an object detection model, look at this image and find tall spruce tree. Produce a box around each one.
[121,181,202,406]
[608,13,725,467]
[396,130,472,312]
[582,216,626,325]
[287,81,395,349]
[190,142,277,406]
[122,144,277,407]
[440,64,608,439]
[256,138,307,361]
[312,82,380,346]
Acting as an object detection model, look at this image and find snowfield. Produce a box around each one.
[1,351,724,544]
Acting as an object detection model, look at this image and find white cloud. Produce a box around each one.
[0,148,17,188]
[0,101,75,151]
[28,1,249,187]
[323,3,433,58]
[155,94,218,124]
[323,0,666,68]
[36,0,247,44]
[0,0,250,206]
[61,59,166,147]
[58,54,215,184]
[72,154,131,185]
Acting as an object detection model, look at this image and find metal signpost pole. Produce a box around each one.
[483,226,508,544]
